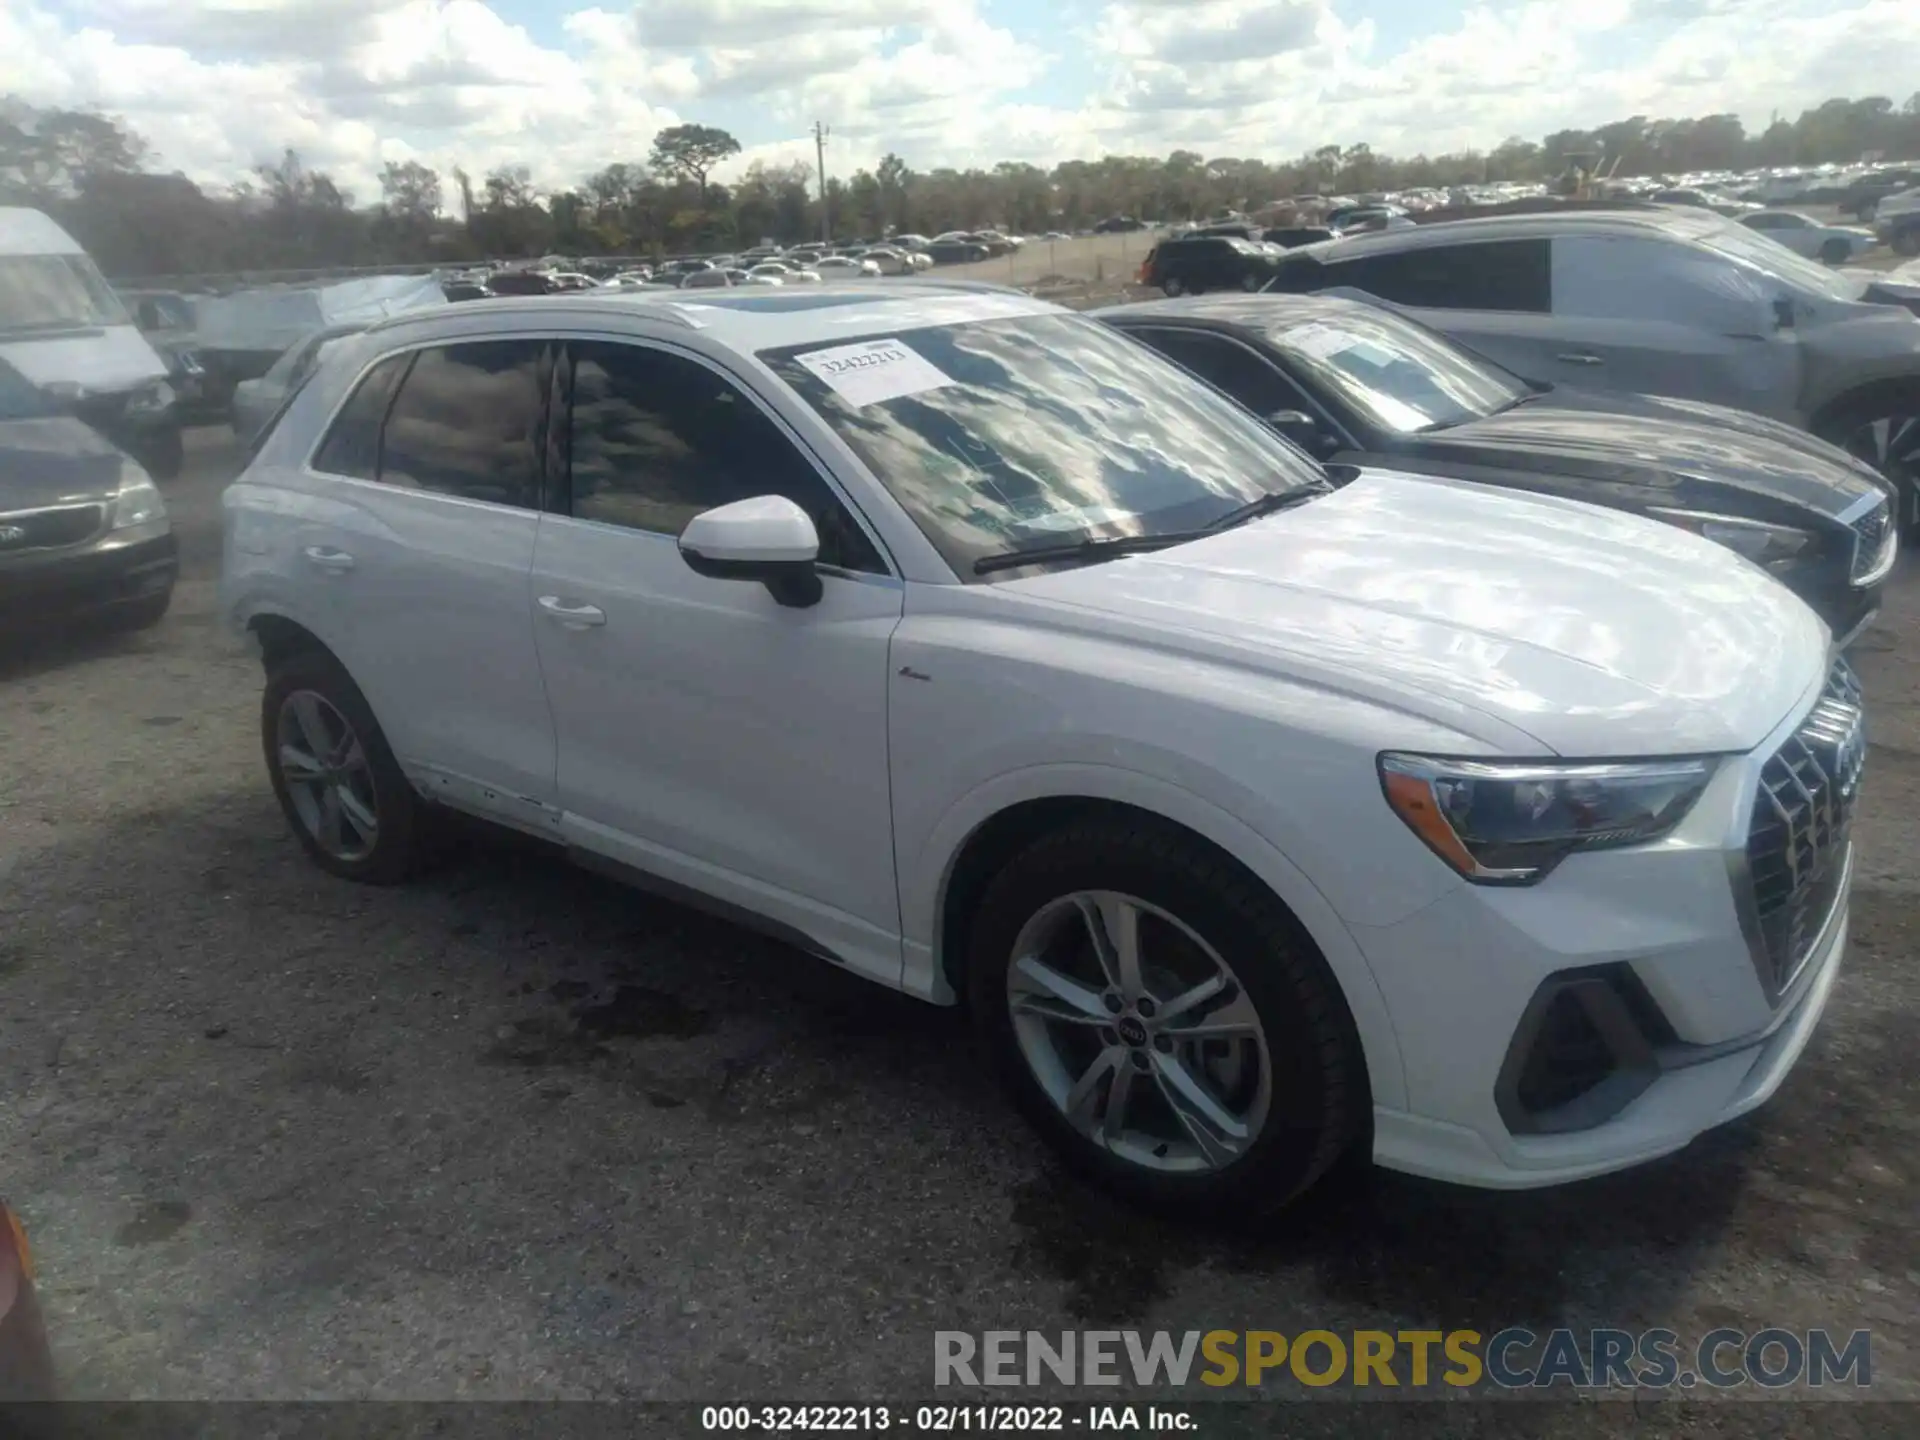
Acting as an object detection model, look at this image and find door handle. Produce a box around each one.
[537,595,607,629]
[1555,352,1604,366]
[302,545,356,573]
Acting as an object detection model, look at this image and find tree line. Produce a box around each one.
[3,92,1919,281]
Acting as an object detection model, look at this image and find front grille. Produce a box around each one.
[0,504,107,553]
[1848,495,1895,584]
[1744,660,1864,998]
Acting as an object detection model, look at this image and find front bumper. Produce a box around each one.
[0,524,178,633]
[1353,669,1855,1189]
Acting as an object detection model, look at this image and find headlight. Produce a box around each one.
[1378,754,1715,884]
[124,380,176,416]
[1647,507,1810,567]
[110,459,168,530]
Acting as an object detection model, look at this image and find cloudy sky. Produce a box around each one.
[7,0,1918,200]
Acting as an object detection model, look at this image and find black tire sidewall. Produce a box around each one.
[965,822,1362,1216]
[262,650,422,884]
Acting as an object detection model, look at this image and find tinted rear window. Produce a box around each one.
[1323,240,1551,312]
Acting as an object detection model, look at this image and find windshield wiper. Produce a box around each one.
[972,530,1206,575]
[1205,480,1333,533]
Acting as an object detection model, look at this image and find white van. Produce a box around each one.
[0,208,183,476]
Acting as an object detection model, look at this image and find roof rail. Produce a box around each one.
[365,291,706,333]
[877,276,1033,298]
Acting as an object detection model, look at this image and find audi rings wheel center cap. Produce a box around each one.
[1117,1016,1150,1049]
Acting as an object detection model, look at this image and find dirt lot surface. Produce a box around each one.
[2,427,1918,1431]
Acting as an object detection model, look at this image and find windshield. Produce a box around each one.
[1269,308,1527,432]
[1687,217,1864,301]
[760,313,1327,576]
[0,253,131,335]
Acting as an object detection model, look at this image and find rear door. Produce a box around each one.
[1319,239,1569,383]
[295,337,559,831]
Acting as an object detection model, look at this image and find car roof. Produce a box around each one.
[359,280,1059,353]
[1280,206,1729,262]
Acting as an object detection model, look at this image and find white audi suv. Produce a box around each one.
[221,281,1862,1214]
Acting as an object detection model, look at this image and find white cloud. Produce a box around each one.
[5,0,1919,203]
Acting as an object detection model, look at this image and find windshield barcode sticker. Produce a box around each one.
[794,339,956,408]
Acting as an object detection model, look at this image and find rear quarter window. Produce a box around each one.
[310,352,411,478]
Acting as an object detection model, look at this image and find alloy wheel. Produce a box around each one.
[276,689,380,862]
[1005,891,1271,1174]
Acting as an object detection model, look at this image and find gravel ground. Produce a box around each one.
[2,427,1918,1425]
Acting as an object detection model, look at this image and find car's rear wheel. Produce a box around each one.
[967,818,1364,1216]
[1895,227,1920,258]
[1162,275,1184,296]
[1240,272,1262,291]
[262,649,425,884]
[1819,237,1850,265]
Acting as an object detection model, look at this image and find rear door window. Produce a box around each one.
[1131,328,1305,416]
[1326,240,1551,312]
[377,341,550,509]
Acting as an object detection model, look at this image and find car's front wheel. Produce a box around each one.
[967,818,1365,1216]
[1819,237,1851,265]
[262,649,426,884]
[1819,391,1920,535]
[1161,275,1184,296]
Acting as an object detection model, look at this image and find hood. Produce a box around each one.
[0,415,128,509]
[1415,388,1887,517]
[0,324,169,395]
[1009,472,1827,758]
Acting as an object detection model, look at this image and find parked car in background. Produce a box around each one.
[1839,166,1920,220]
[230,322,371,446]
[225,283,1857,1216]
[749,262,820,285]
[1739,211,1878,265]
[1100,293,1896,643]
[1327,205,1416,234]
[1092,215,1145,233]
[0,1201,54,1399]
[857,247,919,276]
[680,269,736,290]
[1,208,184,480]
[924,239,990,264]
[1874,188,1920,257]
[1139,235,1286,295]
[1263,208,1920,532]
[1,354,175,637]
[482,271,561,296]
[122,288,222,424]
[815,256,883,278]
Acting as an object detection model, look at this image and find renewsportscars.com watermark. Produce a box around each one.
[934,1329,1873,1391]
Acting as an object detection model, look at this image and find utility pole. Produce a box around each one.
[815,120,831,244]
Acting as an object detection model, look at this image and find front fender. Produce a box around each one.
[907,760,1409,1113]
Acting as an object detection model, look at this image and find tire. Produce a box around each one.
[1819,237,1850,265]
[262,648,426,884]
[1240,272,1261,292]
[1816,390,1920,537]
[1894,227,1920,258]
[1161,275,1184,297]
[965,817,1365,1217]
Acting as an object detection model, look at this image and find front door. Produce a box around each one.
[529,338,905,984]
